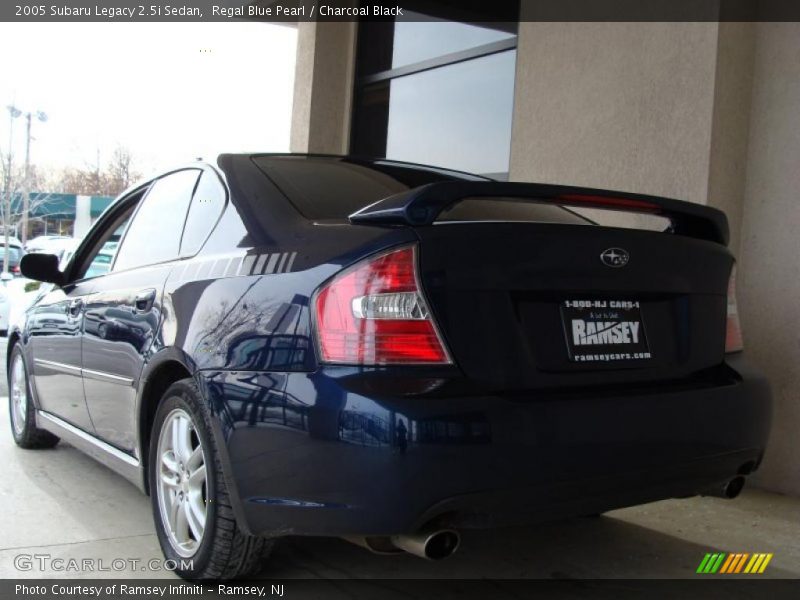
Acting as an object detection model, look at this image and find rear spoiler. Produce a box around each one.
[349,181,729,246]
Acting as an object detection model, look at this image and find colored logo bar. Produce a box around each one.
[697,552,773,574]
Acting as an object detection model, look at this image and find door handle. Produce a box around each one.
[68,298,84,316]
[134,289,156,313]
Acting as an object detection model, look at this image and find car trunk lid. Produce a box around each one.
[351,182,733,391]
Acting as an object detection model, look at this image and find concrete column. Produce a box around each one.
[737,23,800,496]
[290,19,358,154]
[73,195,92,239]
[706,22,756,254]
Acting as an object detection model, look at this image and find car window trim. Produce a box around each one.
[177,166,230,259]
[175,172,203,258]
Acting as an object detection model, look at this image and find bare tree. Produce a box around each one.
[106,146,137,193]
[0,158,57,228]
[0,144,15,271]
[52,145,141,196]
[0,146,57,271]
[0,142,141,272]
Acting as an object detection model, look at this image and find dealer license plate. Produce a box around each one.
[561,299,652,363]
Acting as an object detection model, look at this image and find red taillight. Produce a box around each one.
[314,245,451,365]
[726,268,744,353]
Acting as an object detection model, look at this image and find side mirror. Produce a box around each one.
[20,253,65,286]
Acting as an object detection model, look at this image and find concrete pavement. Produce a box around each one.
[1,337,798,581]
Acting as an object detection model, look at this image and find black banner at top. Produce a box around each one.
[3,0,800,22]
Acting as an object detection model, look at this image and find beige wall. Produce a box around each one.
[706,22,755,253]
[509,21,719,204]
[737,23,800,496]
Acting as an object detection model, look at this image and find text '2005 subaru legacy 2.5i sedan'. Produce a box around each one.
[8,154,771,579]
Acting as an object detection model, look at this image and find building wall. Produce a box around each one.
[737,22,800,496]
[706,22,755,254]
[509,21,719,204]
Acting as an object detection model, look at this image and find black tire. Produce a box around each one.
[7,344,59,449]
[149,378,273,580]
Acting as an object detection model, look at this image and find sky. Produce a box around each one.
[0,22,297,178]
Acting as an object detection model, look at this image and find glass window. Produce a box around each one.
[391,16,515,69]
[352,14,518,178]
[253,156,585,224]
[356,15,516,76]
[113,170,200,272]
[76,205,135,280]
[85,247,115,279]
[354,50,516,176]
[253,156,485,220]
[180,171,226,257]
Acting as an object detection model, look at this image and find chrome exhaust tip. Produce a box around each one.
[723,475,746,499]
[703,475,746,499]
[390,529,460,560]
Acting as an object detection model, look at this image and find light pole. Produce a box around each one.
[3,105,22,274]
[22,110,48,245]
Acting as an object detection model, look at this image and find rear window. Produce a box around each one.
[253,156,588,225]
[254,156,485,220]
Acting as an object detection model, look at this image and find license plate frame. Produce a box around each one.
[561,299,652,363]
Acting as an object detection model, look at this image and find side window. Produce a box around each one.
[85,220,130,278]
[180,171,226,257]
[113,169,200,272]
[75,202,137,281]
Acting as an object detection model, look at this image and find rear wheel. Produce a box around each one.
[149,379,273,580]
[7,344,59,449]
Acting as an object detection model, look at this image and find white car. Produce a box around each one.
[0,283,8,334]
[1,236,24,248]
[24,236,77,262]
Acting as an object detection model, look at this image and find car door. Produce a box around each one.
[81,169,200,451]
[27,280,94,431]
[28,195,141,431]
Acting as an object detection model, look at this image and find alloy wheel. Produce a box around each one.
[10,354,28,436]
[156,408,208,557]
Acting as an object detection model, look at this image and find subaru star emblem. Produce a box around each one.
[600,248,629,267]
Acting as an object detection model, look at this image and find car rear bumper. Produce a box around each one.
[197,354,771,537]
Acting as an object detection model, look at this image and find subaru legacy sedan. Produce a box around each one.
[8,154,770,579]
